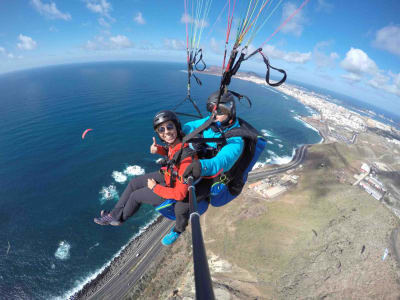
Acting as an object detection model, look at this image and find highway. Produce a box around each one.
[248,144,308,182]
[86,218,173,300]
[83,145,308,299]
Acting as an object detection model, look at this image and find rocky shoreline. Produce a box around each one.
[71,216,163,299]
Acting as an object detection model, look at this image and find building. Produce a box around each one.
[265,185,287,198]
[359,181,383,201]
[365,176,385,191]
[361,163,370,173]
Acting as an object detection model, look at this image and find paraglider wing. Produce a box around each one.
[82,128,93,139]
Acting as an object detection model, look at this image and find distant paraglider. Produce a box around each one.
[82,128,93,139]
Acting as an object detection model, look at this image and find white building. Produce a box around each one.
[359,181,383,201]
[361,163,370,173]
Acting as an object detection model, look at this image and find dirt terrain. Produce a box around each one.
[128,130,400,300]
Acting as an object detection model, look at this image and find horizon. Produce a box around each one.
[1,0,399,112]
[2,59,399,123]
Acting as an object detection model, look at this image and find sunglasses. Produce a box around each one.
[206,102,232,115]
[157,123,175,134]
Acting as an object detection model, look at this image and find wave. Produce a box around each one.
[123,165,145,176]
[55,216,160,300]
[274,138,282,143]
[305,106,317,115]
[266,87,279,94]
[54,241,71,260]
[293,115,320,133]
[278,144,283,148]
[88,242,100,252]
[261,128,274,137]
[112,171,127,183]
[267,140,273,145]
[282,95,289,100]
[267,148,296,165]
[101,165,146,204]
[99,184,119,204]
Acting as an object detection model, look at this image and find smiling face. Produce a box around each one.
[156,121,177,145]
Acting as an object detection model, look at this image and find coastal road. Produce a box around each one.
[86,218,173,300]
[248,145,308,182]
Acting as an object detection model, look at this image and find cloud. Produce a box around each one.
[263,44,311,63]
[313,41,339,69]
[134,12,145,25]
[280,2,307,37]
[31,0,71,20]
[85,34,133,50]
[85,0,111,17]
[316,0,334,13]
[0,46,20,60]
[85,0,114,26]
[164,39,185,51]
[137,40,154,50]
[180,13,192,24]
[373,24,400,56]
[98,17,110,27]
[340,47,400,96]
[49,26,58,32]
[210,38,222,54]
[17,34,37,50]
[341,72,362,83]
[368,71,400,96]
[109,35,133,49]
[340,48,378,76]
[180,13,209,28]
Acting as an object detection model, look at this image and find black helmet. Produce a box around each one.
[153,110,182,135]
[206,91,236,121]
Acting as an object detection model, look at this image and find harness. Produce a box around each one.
[160,145,197,187]
[174,117,264,196]
[201,118,262,196]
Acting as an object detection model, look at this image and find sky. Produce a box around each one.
[1,0,400,112]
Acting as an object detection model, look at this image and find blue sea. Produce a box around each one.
[0,61,323,299]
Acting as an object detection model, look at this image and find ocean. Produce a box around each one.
[0,61,322,299]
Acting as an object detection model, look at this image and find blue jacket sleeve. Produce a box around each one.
[182,117,209,135]
[200,136,244,176]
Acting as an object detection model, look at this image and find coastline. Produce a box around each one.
[68,215,163,300]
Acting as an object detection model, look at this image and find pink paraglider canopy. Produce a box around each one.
[82,128,93,139]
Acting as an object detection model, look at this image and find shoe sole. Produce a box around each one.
[94,218,110,225]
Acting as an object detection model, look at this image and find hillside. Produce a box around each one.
[127,139,400,299]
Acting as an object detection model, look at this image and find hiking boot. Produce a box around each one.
[162,228,181,246]
[94,213,121,226]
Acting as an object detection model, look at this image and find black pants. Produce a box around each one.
[109,172,210,233]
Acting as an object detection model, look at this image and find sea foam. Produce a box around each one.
[99,184,118,204]
[261,129,274,137]
[112,171,127,183]
[123,165,145,176]
[54,241,71,260]
[268,148,296,165]
[293,116,320,133]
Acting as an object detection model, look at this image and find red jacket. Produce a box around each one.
[153,143,194,201]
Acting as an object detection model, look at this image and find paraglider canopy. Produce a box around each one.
[82,129,93,139]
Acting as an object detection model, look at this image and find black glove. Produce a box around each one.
[183,160,202,180]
